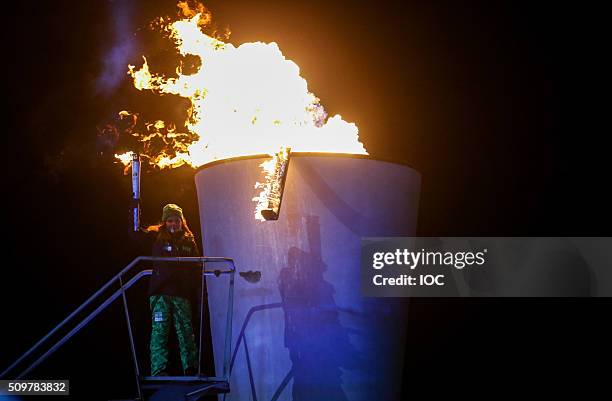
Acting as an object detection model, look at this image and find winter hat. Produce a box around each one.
[162,203,184,221]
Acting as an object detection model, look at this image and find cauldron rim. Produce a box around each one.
[194,152,417,172]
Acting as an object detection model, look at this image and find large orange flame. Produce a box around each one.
[115,1,368,219]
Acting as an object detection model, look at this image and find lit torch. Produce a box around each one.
[254,147,291,221]
[131,153,141,231]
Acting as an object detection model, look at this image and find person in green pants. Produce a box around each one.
[133,203,200,376]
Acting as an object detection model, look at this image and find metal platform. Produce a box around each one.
[0,256,236,401]
[141,376,229,401]
[141,375,229,389]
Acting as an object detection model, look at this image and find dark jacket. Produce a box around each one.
[131,225,201,299]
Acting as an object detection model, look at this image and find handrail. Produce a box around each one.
[1,256,236,381]
[0,257,142,379]
[17,269,153,379]
[229,303,283,374]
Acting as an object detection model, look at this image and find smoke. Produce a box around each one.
[96,0,136,96]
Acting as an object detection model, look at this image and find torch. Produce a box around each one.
[131,153,141,232]
[259,147,291,221]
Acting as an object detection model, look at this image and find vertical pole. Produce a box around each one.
[119,275,142,400]
[223,267,235,380]
[198,261,205,376]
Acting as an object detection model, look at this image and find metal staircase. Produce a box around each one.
[0,256,236,401]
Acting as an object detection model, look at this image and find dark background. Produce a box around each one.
[4,0,610,399]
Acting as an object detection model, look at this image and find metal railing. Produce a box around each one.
[0,256,236,399]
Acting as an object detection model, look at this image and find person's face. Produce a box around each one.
[165,215,182,233]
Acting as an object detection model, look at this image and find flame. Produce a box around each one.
[115,151,134,166]
[116,2,367,170]
[253,146,291,221]
[116,1,368,220]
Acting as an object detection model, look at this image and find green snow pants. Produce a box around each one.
[149,295,197,376]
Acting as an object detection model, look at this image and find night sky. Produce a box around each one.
[5,0,610,399]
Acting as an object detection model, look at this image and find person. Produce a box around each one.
[132,203,200,376]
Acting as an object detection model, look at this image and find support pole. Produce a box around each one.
[120,274,143,400]
[198,261,205,376]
